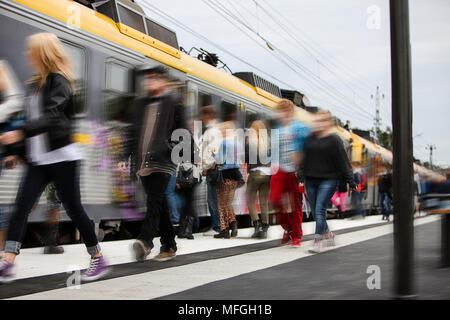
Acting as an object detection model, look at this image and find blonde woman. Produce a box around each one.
[213,118,244,238]
[0,33,109,283]
[245,120,271,239]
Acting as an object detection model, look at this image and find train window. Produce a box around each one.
[61,41,86,116]
[198,91,212,108]
[104,60,132,122]
[106,62,130,93]
[117,4,146,34]
[221,100,237,122]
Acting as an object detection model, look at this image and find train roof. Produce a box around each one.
[9,0,441,179]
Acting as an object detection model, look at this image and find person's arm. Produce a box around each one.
[0,61,24,123]
[333,136,356,188]
[0,92,23,124]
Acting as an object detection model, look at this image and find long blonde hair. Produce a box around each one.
[249,120,268,155]
[27,33,74,89]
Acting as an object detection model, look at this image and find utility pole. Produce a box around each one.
[390,0,416,299]
[426,144,436,169]
[371,86,385,142]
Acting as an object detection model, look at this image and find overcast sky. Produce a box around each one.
[137,0,450,167]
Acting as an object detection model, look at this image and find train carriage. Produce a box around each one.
[0,0,438,241]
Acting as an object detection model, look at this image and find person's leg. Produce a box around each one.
[379,192,385,218]
[177,188,188,238]
[226,180,239,237]
[313,179,338,239]
[269,171,290,232]
[246,172,260,222]
[43,182,64,254]
[50,161,100,256]
[178,187,194,239]
[183,187,196,239]
[207,174,221,232]
[258,175,271,225]
[287,172,303,241]
[159,186,177,252]
[165,173,180,225]
[305,179,318,230]
[138,173,171,250]
[4,165,49,263]
[385,194,392,219]
[214,180,232,238]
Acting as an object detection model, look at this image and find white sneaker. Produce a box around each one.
[203,229,220,236]
[308,239,324,253]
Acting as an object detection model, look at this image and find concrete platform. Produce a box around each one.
[1,214,445,300]
[11,214,394,280]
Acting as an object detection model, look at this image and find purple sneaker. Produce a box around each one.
[81,255,110,282]
[0,260,14,284]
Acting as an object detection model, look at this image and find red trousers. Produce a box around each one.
[269,170,303,239]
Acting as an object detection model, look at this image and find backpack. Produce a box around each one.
[177,163,200,189]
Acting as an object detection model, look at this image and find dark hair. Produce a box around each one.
[145,65,169,78]
[200,105,216,118]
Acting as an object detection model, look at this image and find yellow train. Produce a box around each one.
[0,0,438,235]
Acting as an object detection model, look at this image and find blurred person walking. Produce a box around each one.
[199,106,222,235]
[0,60,23,254]
[0,33,109,283]
[176,137,201,240]
[213,118,244,239]
[245,120,271,239]
[303,110,356,253]
[378,164,392,221]
[119,66,185,262]
[269,99,310,247]
[349,162,365,219]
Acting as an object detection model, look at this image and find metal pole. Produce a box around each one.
[390,0,416,298]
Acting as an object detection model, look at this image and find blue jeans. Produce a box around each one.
[207,173,221,232]
[166,172,182,224]
[306,178,338,239]
[379,192,391,218]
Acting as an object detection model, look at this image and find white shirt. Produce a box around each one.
[200,120,223,171]
[26,93,82,165]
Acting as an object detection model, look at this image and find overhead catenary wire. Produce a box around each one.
[258,0,379,93]
[137,0,298,91]
[139,0,380,127]
[203,0,377,123]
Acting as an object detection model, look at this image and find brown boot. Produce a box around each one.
[214,229,230,239]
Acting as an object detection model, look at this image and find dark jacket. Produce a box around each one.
[122,93,186,178]
[378,173,392,194]
[5,73,75,159]
[303,133,356,188]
